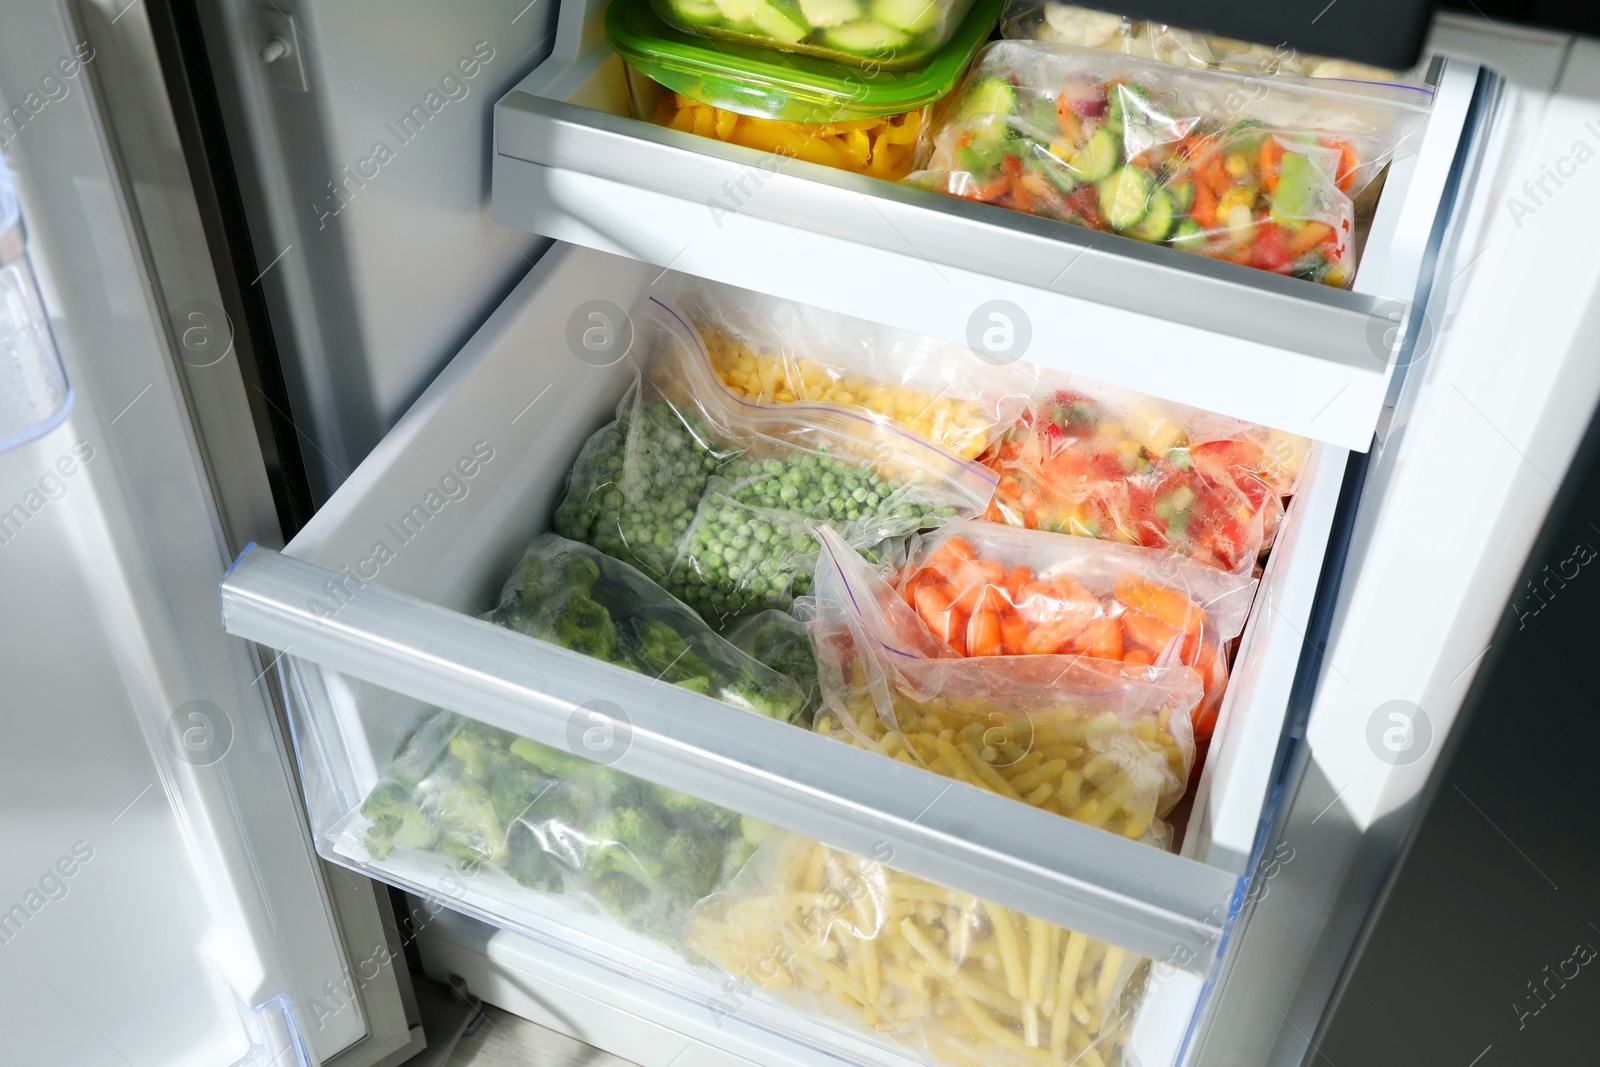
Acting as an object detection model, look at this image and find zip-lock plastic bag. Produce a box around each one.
[688,832,1146,1067]
[653,272,1040,461]
[1002,2,1424,85]
[356,536,811,940]
[555,286,995,627]
[358,712,770,942]
[979,370,1310,575]
[811,528,1197,844]
[896,519,1255,740]
[494,535,811,722]
[907,40,1431,285]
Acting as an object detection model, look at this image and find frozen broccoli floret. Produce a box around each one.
[587,805,670,881]
[719,673,805,724]
[503,822,565,892]
[591,869,652,917]
[653,785,741,837]
[424,781,507,866]
[361,782,436,860]
[657,828,724,904]
[509,737,589,778]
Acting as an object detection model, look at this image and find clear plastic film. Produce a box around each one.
[688,834,1147,1067]
[907,40,1430,286]
[810,528,1197,845]
[554,286,995,628]
[651,271,1039,460]
[979,369,1310,575]
[356,535,810,940]
[896,518,1254,740]
[1002,2,1427,84]
[357,711,770,942]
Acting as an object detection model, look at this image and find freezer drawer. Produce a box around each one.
[219,241,1346,1065]
[489,3,1487,450]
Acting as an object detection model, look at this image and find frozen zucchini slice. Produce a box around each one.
[825,18,912,53]
[1096,165,1155,230]
[1065,126,1119,183]
[713,0,760,22]
[1126,187,1174,241]
[1169,219,1207,251]
[799,0,861,28]
[671,0,724,20]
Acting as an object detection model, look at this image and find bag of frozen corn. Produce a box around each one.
[810,527,1198,845]
[687,831,1146,1067]
[649,270,1039,461]
[907,40,1430,286]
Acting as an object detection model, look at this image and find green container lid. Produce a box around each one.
[605,0,1002,123]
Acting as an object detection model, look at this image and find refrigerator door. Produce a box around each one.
[0,3,418,1065]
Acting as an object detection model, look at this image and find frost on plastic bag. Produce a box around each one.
[652,272,1039,461]
[554,288,994,627]
[358,711,771,942]
[1003,2,1425,85]
[811,528,1197,844]
[907,41,1430,286]
[979,370,1310,575]
[687,835,1146,1067]
[896,519,1254,740]
[493,535,809,723]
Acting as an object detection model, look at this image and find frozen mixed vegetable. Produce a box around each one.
[980,372,1307,574]
[650,0,981,68]
[909,41,1428,285]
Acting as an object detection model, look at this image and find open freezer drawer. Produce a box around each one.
[489,0,1489,450]
[219,242,1347,1067]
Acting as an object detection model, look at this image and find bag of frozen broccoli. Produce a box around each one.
[356,534,809,940]
[554,283,994,629]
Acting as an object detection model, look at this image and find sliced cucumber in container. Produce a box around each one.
[869,0,941,33]
[1065,126,1119,182]
[800,0,862,28]
[1096,165,1154,230]
[713,0,760,21]
[825,17,911,53]
[671,0,725,20]
[752,0,810,42]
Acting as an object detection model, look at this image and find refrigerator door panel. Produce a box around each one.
[188,0,562,503]
[1189,37,1600,1064]
[486,13,1484,450]
[0,3,418,1064]
[216,240,1348,1061]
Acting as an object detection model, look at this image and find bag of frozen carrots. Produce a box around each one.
[810,527,1198,844]
[980,370,1310,575]
[896,519,1255,740]
[686,830,1146,1067]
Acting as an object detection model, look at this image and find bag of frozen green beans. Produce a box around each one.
[554,278,996,630]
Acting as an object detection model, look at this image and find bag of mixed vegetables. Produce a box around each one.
[907,40,1430,286]
[897,519,1255,740]
[653,272,1040,461]
[555,285,995,628]
[980,370,1309,574]
[1001,2,1423,84]
[688,831,1146,1067]
[356,535,807,940]
[811,528,1197,845]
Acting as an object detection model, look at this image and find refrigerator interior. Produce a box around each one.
[188,0,1600,1065]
